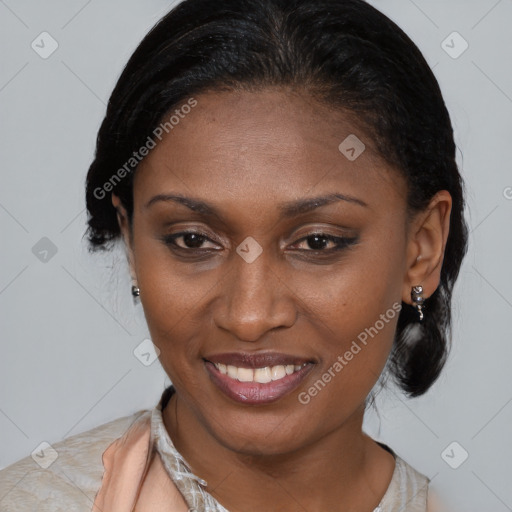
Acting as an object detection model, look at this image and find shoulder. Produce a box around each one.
[378,451,453,512]
[389,457,452,512]
[377,450,429,512]
[0,409,149,512]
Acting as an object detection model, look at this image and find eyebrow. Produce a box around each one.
[144,192,368,218]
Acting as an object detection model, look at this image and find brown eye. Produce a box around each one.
[162,231,219,251]
[179,233,207,248]
[304,234,333,250]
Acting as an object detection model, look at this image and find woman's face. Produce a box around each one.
[118,88,415,455]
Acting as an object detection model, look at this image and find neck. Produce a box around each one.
[162,391,395,512]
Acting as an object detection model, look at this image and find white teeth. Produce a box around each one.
[213,362,307,383]
[271,365,286,380]
[237,367,254,382]
[254,367,272,383]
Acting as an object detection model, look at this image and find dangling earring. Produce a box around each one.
[411,285,425,322]
[131,285,140,297]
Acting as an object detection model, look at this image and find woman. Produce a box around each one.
[0,0,468,510]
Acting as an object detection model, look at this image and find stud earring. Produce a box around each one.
[411,285,425,322]
[131,285,140,297]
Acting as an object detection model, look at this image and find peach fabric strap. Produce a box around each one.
[91,411,189,512]
[91,412,152,511]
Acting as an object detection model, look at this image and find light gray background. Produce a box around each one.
[1,1,511,510]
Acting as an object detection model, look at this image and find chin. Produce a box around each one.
[201,404,317,456]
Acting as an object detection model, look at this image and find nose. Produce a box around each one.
[214,250,297,342]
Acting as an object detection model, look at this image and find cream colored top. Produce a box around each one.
[0,386,442,511]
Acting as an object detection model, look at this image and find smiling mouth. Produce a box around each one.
[212,362,309,383]
[203,353,315,404]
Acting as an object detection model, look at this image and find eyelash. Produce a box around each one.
[161,230,358,256]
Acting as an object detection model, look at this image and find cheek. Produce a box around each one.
[292,283,399,427]
[132,236,226,375]
[303,232,404,337]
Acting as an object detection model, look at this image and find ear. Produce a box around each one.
[112,194,137,283]
[402,190,452,304]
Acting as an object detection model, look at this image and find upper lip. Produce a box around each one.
[204,352,314,368]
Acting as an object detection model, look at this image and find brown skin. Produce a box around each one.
[113,88,451,511]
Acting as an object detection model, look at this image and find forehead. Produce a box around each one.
[134,88,406,215]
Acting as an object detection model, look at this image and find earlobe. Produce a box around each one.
[402,191,452,305]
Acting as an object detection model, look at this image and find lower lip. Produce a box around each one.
[204,361,314,405]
